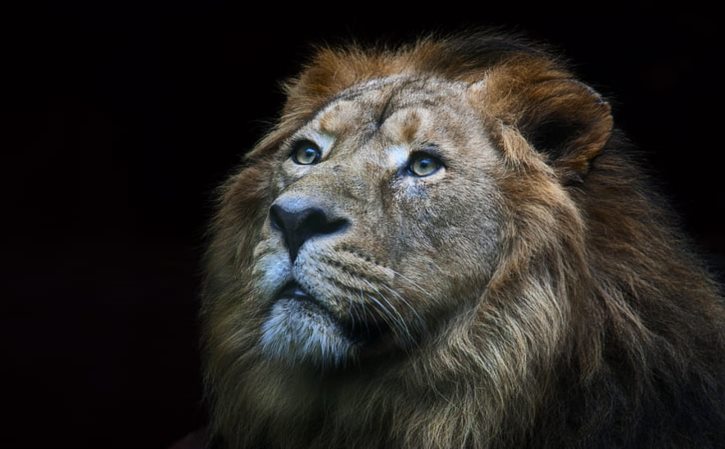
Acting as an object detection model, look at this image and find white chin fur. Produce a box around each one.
[259,299,352,367]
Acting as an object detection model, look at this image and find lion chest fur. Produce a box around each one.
[202,34,725,449]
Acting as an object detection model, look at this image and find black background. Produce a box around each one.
[7,3,724,448]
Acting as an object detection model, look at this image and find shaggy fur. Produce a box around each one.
[201,33,725,449]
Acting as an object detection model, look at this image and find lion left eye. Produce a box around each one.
[407,153,443,177]
[291,140,322,165]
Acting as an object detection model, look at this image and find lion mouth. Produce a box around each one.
[267,280,387,352]
[274,281,334,318]
[260,280,352,365]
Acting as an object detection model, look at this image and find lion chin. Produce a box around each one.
[259,282,354,366]
[201,32,725,449]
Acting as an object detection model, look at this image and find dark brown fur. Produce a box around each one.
[201,33,725,449]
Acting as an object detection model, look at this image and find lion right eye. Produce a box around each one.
[291,140,322,165]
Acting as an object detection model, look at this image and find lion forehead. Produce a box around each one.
[313,75,471,141]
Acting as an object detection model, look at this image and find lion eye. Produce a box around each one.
[407,153,442,177]
[291,140,322,165]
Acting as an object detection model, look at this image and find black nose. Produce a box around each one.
[269,201,349,262]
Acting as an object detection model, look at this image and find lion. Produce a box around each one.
[200,33,725,449]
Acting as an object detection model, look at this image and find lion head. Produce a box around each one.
[201,34,725,449]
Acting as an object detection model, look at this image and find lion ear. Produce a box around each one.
[471,60,613,182]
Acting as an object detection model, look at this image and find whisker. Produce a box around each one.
[326,248,439,349]
[361,278,415,347]
[346,292,357,336]
[377,282,428,337]
[386,266,441,303]
[356,288,400,342]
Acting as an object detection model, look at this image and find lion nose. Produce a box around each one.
[269,200,350,262]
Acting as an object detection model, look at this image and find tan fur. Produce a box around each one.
[201,33,725,449]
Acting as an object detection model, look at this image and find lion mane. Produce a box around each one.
[201,33,725,449]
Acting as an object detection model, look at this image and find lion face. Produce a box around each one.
[254,77,504,366]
